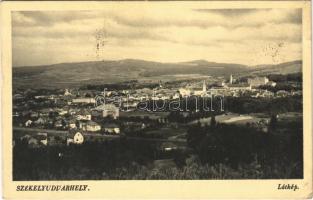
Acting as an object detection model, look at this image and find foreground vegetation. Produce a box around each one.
[13,115,302,180]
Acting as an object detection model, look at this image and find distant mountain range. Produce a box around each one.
[13,59,302,89]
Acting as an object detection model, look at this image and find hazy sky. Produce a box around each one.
[12,7,302,67]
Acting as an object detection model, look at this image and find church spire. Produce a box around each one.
[202,80,207,92]
[230,74,233,84]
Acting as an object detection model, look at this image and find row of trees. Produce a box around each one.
[224,96,302,114]
[258,83,302,92]
[268,73,302,82]
[81,81,159,91]
[186,116,303,178]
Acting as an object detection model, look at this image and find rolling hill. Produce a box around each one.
[248,60,302,75]
[13,59,302,89]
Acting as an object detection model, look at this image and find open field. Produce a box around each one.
[120,111,169,119]
[145,127,187,138]
[189,112,270,126]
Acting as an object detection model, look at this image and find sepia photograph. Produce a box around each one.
[1,1,312,199]
[11,7,304,180]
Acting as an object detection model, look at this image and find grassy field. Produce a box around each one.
[189,112,270,126]
[144,127,187,139]
[120,111,169,119]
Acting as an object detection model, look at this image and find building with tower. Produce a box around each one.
[193,80,210,97]
[230,74,233,84]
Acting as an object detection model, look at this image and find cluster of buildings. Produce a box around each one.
[13,89,123,147]
[174,75,301,99]
[176,75,274,98]
[13,73,302,147]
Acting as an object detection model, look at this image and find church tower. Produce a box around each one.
[202,80,207,93]
[230,74,233,84]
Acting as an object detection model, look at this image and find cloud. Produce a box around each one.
[12,8,302,31]
[194,9,263,16]
[282,9,302,24]
[194,8,302,25]
[12,8,302,66]
[12,11,100,27]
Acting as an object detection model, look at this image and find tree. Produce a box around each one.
[269,114,278,131]
[210,115,216,128]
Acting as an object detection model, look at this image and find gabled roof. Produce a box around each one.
[34,135,47,140]
[35,117,46,122]
[68,118,77,123]
[77,109,91,115]
[86,121,100,126]
[160,142,178,148]
[94,103,118,111]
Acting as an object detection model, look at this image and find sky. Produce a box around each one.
[12,7,302,67]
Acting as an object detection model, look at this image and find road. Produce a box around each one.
[13,127,186,144]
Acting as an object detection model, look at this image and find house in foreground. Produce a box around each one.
[18,133,48,148]
[36,133,48,146]
[72,97,95,105]
[103,123,120,134]
[84,121,101,132]
[159,142,178,152]
[24,119,32,127]
[76,109,92,121]
[68,119,77,129]
[77,120,101,132]
[67,131,84,145]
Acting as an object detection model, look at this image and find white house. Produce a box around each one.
[25,119,32,127]
[266,81,277,87]
[28,137,40,148]
[276,90,290,97]
[64,89,72,96]
[36,133,48,146]
[247,77,269,87]
[34,117,46,125]
[104,123,120,134]
[68,119,77,129]
[54,119,64,128]
[84,121,101,132]
[76,110,92,121]
[94,104,119,119]
[57,109,68,116]
[172,92,180,99]
[158,142,178,152]
[72,98,96,104]
[179,88,191,97]
[67,131,84,145]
